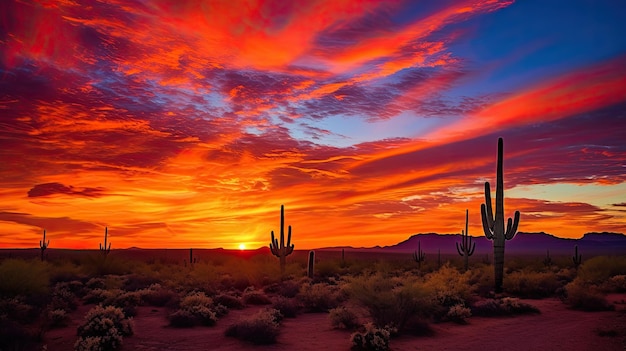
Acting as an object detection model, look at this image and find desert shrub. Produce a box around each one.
[214,293,244,309]
[350,323,394,351]
[298,282,343,312]
[264,280,301,298]
[242,288,272,305]
[577,256,626,284]
[169,291,219,327]
[0,297,36,324]
[122,274,160,292]
[316,259,343,278]
[329,306,359,330]
[75,305,133,351]
[104,290,142,317]
[53,280,85,297]
[346,274,434,331]
[83,288,117,305]
[85,278,106,290]
[48,308,71,328]
[272,296,300,318]
[445,304,471,324]
[424,264,471,307]
[168,309,199,328]
[503,270,562,298]
[605,275,626,293]
[467,265,494,297]
[139,284,178,307]
[0,259,49,297]
[49,283,79,312]
[471,297,540,316]
[225,308,282,345]
[564,280,613,311]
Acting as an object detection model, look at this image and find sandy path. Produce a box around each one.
[44,296,626,351]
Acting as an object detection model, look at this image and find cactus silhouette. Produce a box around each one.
[99,227,111,256]
[456,209,475,271]
[543,249,552,267]
[481,137,520,293]
[413,241,425,269]
[189,248,196,264]
[572,245,582,270]
[307,250,315,278]
[39,229,50,262]
[269,205,294,274]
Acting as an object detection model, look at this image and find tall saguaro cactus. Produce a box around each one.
[413,241,425,269]
[456,209,475,271]
[100,227,111,256]
[481,137,520,293]
[39,229,50,262]
[269,205,294,274]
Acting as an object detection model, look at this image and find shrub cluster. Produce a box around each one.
[242,287,272,305]
[168,291,226,327]
[471,297,540,316]
[350,323,394,351]
[564,280,613,311]
[298,282,344,312]
[346,274,434,332]
[75,305,133,351]
[445,304,472,324]
[329,306,359,330]
[225,308,282,345]
[272,296,301,318]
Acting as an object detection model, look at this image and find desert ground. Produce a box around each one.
[1,249,625,351]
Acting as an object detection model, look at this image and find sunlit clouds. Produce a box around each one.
[1,0,625,249]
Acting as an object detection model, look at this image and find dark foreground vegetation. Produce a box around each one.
[0,248,624,350]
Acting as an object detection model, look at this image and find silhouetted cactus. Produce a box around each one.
[39,229,49,262]
[543,249,552,267]
[481,137,520,293]
[573,245,582,270]
[269,205,294,274]
[307,250,315,278]
[100,227,111,256]
[456,209,475,271]
[189,248,196,264]
[413,241,425,269]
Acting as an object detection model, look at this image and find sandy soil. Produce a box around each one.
[44,295,626,351]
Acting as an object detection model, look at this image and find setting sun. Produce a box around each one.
[239,244,246,251]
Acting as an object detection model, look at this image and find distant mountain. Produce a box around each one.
[319,232,626,256]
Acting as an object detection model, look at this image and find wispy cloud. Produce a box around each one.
[1,0,625,248]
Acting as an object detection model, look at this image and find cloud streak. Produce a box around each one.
[1,0,625,248]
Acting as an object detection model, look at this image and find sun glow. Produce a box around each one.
[239,243,246,251]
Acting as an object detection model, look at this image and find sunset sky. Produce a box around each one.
[1,0,625,250]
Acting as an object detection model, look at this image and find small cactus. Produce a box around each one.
[573,245,582,270]
[190,248,194,265]
[39,229,50,262]
[307,250,315,279]
[269,205,294,274]
[456,209,476,271]
[99,227,111,256]
[413,241,425,269]
[543,249,552,267]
